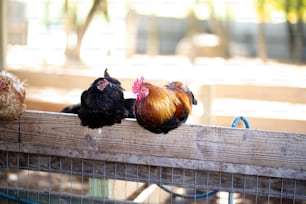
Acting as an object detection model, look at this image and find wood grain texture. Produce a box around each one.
[0,110,303,181]
[0,119,19,152]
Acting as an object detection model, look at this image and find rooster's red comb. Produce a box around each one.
[132,76,144,94]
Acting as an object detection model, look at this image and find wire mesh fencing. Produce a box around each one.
[0,151,305,204]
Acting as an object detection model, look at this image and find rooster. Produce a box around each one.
[132,77,197,134]
[77,69,126,129]
[0,71,26,121]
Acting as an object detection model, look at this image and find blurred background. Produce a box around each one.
[2,0,306,65]
[0,1,306,203]
[0,0,306,132]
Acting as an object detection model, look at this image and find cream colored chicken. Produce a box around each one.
[0,71,26,120]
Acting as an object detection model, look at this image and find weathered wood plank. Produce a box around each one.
[10,110,304,181]
[0,120,19,152]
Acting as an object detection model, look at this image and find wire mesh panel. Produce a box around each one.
[0,151,305,204]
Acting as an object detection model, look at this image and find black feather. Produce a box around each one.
[61,104,81,114]
[77,69,125,129]
[123,98,136,118]
[136,114,180,134]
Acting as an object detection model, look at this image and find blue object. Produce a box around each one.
[157,184,218,199]
[0,192,40,204]
[231,116,250,129]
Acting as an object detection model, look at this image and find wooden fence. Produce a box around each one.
[0,110,305,203]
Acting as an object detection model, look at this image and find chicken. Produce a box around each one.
[61,70,136,118]
[0,71,26,121]
[77,69,134,128]
[78,69,125,128]
[132,77,197,134]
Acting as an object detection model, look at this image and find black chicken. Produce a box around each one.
[77,69,126,128]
